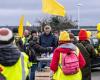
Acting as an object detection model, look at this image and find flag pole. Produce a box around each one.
[77,3,81,29]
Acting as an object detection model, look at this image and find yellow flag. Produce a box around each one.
[18,16,24,37]
[42,0,66,16]
[26,21,32,27]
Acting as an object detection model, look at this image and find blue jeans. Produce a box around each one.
[30,64,37,80]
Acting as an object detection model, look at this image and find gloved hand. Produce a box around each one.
[48,47,53,52]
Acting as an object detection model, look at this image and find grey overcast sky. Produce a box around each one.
[0,0,100,26]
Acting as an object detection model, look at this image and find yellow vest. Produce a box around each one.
[22,37,29,45]
[0,52,29,80]
[22,37,26,45]
[53,47,82,80]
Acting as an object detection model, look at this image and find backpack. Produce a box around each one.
[60,49,79,75]
[76,43,90,64]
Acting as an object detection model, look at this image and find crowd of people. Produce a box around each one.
[0,24,100,80]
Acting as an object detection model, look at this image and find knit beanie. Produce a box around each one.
[0,28,14,44]
[59,31,70,41]
[78,29,88,40]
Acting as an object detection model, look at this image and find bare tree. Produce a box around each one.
[37,16,78,31]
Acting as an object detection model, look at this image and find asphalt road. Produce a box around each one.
[92,69,100,80]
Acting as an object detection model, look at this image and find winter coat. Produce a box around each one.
[0,44,20,66]
[15,38,24,52]
[77,40,97,80]
[0,44,29,80]
[39,32,58,48]
[50,43,86,80]
[28,37,52,62]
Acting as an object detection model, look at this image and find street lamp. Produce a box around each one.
[77,3,82,29]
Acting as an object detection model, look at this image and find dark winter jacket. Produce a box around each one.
[28,37,52,62]
[15,38,24,52]
[39,33,58,48]
[77,40,97,80]
[29,41,52,56]
[79,40,97,58]
[0,44,21,66]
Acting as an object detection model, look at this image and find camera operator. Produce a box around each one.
[28,30,52,80]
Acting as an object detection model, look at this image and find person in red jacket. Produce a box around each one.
[50,31,86,80]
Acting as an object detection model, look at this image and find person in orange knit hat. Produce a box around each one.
[50,31,86,80]
[78,29,88,41]
[78,29,97,80]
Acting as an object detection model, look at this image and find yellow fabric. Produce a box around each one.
[59,31,70,41]
[26,21,32,27]
[18,16,24,38]
[97,23,100,31]
[96,32,100,39]
[0,64,4,71]
[53,47,82,80]
[1,52,29,80]
[95,49,99,55]
[42,0,66,16]
[53,67,82,80]
[28,62,37,68]
[22,37,26,44]
[21,52,29,77]
[87,31,91,39]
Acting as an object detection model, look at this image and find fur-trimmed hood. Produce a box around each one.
[58,43,76,51]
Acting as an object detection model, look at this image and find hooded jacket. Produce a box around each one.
[0,44,29,80]
[78,40,97,80]
[0,44,20,66]
[50,43,85,72]
[27,36,52,62]
[50,43,86,80]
